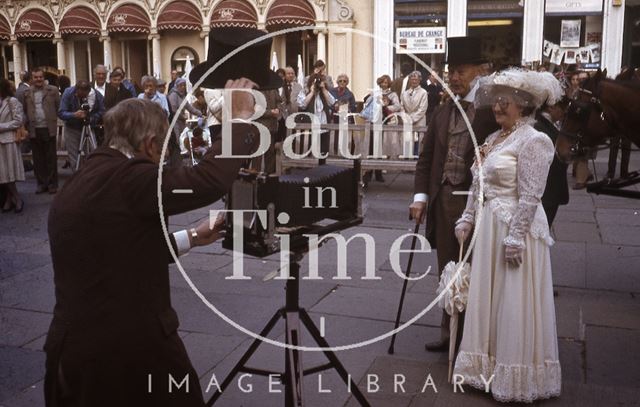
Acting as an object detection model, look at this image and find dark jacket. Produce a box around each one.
[58,86,105,129]
[44,124,259,406]
[414,100,499,245]
[535,112,570,209]
[23,84,61,139]
[329,87,356,114]
[103,84,133,111]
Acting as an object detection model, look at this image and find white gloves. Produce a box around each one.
[504,244,523,268]
[454,220,473,243]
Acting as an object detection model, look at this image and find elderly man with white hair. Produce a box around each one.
[137,75,169,116]
[45,81,260,407]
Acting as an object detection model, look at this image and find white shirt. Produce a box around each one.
[94,82,106,97]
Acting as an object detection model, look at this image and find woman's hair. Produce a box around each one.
[103,98,168,156]
[376,75,392,86]
[0,78,15,98]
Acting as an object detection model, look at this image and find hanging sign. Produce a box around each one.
[545,0,603,14]
[396,27,446,54]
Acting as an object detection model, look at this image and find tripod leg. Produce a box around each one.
[75,127,87,172]
[299,310,371,407]
[285,312,304,407]
[206,310,282,406]
[388,223,421,354]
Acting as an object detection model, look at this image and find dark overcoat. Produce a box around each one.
[45,124,258,407]
[413,100,498,247]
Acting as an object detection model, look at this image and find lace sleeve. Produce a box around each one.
[503,132,554,248]
[456,172,478,226]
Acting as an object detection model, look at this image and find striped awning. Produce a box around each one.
[0,15,10,40]
[60,6,101,36]
[15,9,55,39]
[158,1,202,31]
[210,0,258,29]
[266,0,315,31]
[107,4,151,33]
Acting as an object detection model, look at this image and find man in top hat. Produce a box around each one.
[44,26,277,407]
[409,37,498,352]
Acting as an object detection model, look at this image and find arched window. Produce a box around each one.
[171,47,199,75]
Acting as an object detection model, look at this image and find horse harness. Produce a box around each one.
[562,83,620,156]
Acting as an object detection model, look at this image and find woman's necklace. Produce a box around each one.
[477,120,526,164]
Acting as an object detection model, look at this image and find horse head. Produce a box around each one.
[557,69,612,163]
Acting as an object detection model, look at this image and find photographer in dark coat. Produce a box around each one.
[44,26,280,407]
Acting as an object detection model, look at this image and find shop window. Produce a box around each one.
[394,0,447,77]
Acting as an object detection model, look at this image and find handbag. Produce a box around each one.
[359,96,375,122]
[15,126,28,143]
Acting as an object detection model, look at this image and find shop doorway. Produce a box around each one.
[26,41,57,71]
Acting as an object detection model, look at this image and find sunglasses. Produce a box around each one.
[337,79,348,83]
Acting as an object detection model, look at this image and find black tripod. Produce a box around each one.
[206,248,371,407]
[75,121,97,171]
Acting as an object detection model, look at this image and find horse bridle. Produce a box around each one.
[561,83,613,157]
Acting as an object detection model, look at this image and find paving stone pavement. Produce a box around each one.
[1,152,639,407]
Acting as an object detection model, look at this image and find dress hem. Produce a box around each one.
[454,351,562,403]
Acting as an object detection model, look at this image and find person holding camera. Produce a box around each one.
[58,80,105,171]
[297,70,336,155]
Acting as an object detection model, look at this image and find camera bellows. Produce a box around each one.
[278,165,356,226]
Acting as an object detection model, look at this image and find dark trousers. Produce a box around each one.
[607,135,631,178]
[543,201,559,227]
[32,128,58,189]
[432,183,468,340]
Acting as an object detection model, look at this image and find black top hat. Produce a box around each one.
[189,27,283,90]
[446,37,487,66]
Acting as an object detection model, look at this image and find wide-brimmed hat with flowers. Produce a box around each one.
[474,68,564,111]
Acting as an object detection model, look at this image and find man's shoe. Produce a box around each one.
[35,185,48,194]
[425,339,449,352]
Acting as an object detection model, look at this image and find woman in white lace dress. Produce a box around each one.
[452,69,563,402]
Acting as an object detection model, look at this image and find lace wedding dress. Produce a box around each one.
[452,122,562,403]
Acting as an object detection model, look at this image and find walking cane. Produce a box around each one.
[388,222,421,355]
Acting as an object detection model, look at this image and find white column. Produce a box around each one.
[201,26,210,59]
[601,0,625,77]
[278,35,286,69]
[54,36,66,74]
[150,33,162,78]
[87,39,93,81]
[101,33,112,70]
[521,0,545,65]
[317,31,327,62]
[447,0,467,38]
[10,40,22,75]
[68,41,77,84]
[374,0,394,81]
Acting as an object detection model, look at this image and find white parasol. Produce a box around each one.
[297,54,305,88]
[182,55,195,103]
[436,239,471,382]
